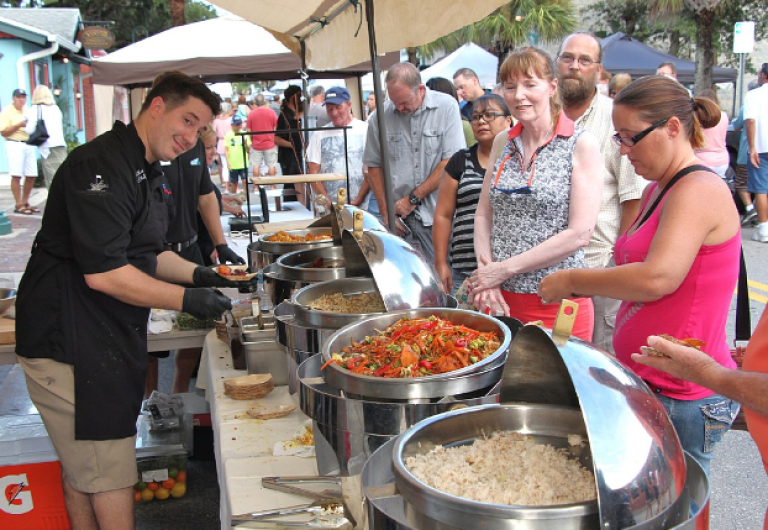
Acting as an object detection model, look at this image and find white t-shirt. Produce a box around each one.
[306,118,369,208]
[744,83,768,154]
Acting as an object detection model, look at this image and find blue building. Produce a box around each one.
[0,7,92,173]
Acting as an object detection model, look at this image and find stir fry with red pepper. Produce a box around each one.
[322,316,501,378]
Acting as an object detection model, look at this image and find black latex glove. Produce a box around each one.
[192,266,240,288]
[216,244,245,265]
[182,288,232,319]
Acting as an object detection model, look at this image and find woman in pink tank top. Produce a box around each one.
[539,76,741,477]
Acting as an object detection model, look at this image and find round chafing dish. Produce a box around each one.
[320,308,511,400]
[275,246,347,283]
[249,227,335,271]
[359,300,690,530]
[500,319,687,530]
[279,281,460,394]
[391,404,598,530]
[364,429,709,530]
[290,277,384,328]
[264,247,352,309]
[258,227,335,254]
[298,352,506,528]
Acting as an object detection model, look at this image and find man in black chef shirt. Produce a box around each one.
[147,137,245,396]
[14,72,241,530]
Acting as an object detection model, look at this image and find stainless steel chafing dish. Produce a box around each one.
[360,302,706,530]
[262,246,350,309]
[320,308,510,400]
[248,227,335,272]
[275,210,452,392]
[298,308,517,527]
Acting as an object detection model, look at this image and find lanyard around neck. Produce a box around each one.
[494,128,557,189]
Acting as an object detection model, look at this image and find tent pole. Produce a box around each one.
[300,40,310,208]
[365,0,397,233]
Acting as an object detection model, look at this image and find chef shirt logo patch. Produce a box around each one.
[190,157,201,166]
[88,175,108,192]
[135,169,147,183]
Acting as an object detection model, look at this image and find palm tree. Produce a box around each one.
[648,0,725,94]
[415,0,577,74]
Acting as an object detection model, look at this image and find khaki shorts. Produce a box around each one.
[17,356,138,493]
[251,146,278,171]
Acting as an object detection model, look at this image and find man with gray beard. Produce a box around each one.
[556,32,646,353]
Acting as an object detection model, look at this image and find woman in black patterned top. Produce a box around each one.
[433,94,512,293]
[470,47,603,340]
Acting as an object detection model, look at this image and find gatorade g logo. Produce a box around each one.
[1,474,33,515]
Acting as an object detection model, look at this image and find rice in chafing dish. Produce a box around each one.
[404,431,596,506]
[307,292,385,313]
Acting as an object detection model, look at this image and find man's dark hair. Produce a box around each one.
[141,71,221,117]
[254,93,266,106]
[761,63,768,78]
[425,77,457,101]
[310,85,325,98]
[453,67,479,81]
[657,62,677,76]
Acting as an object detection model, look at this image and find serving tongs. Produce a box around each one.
[232,476,347,528]
[261,476,341,501]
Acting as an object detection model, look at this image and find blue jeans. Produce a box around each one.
[656,393,740,477]
[451,268,470,295]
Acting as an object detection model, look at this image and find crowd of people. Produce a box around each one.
[3,29,768,530]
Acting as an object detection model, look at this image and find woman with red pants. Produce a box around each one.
[470,46,603,339]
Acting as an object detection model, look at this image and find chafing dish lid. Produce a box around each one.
[341,227,446,311]
[502,317,687,530]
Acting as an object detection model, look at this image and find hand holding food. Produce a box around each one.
[631,334,717,385]
[641,334,706,358]
[193,265,255,288]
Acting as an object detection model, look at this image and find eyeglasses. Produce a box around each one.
[557,54,599,68]
[470,112,508,123]
[491,153,537,196]
[492,185,533,195]
[612,118,669,147]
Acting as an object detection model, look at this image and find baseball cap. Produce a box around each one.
[324,87,350,105]
[231,115,243,125]
[12,89,27,97]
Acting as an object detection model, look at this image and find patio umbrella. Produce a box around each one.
[210,0,509,231]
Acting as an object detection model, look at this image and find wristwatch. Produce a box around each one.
[409,191,421,206]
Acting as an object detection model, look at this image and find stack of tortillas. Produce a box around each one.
[223,374,274,400]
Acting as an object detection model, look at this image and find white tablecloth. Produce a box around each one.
[199,332,320,530]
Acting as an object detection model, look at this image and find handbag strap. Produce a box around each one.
[638,164,711,227]
[736,248,751,342]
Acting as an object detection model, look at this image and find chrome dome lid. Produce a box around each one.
[500,302,687,530]
[341,210,446,311]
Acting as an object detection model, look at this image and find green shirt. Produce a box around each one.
[224,130,250,170]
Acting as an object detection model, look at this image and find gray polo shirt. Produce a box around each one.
[363,88,465,226]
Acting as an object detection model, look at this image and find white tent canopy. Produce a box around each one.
[92,15,395,88]
[211,0,508,71]
[420,43,498,88]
